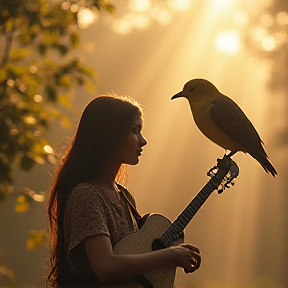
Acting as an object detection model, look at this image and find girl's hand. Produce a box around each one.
[169,243,201,273]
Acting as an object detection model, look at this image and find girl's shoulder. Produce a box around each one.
[69,182,105,202]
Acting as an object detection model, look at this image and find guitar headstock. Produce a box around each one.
[207,155,240,194]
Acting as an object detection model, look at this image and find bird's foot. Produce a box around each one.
[207,155,240,194]
[206,154,231,177]
[207,165,218,177]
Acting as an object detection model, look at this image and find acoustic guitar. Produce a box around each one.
[114,156,239,288]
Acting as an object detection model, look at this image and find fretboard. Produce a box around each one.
[160,159,230,248]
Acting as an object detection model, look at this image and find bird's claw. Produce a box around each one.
[206,165,218,177]
[207,156,239,194]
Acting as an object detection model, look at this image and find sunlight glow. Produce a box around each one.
[43,145,54,154]
[70,4,79,13]
[61,1,71,10]
[34,94,42,103]
[29,65,38,74]
[207,0,238,12]
[133,14,151,30]
[233,10,249,26]
[24,116,36,125]
[129,0,152,13]
[77,8,99,29]
[112,15,134,34]
[214,30,241,55]
[110,0,190,34]
[259,13,274,27]
[261,35,276,51]
[151,7,173,25]
[167,0,191,12]
[276,11,288,25]
[7,79,14,87]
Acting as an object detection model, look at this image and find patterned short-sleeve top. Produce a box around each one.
[64,182,139,286]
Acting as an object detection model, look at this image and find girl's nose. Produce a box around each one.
[140,135,147,147]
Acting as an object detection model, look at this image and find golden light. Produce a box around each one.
[34,94,42,102]
[70,4,79,13]
[214,30,241,55]
[276,11,288,25]
[43,144,54,154]
[151,7,173,25]
[61,1,71,11]
[259,13,274,27]
[34,155,45,165]
[7,79,14,87]
[207,0,238,12]
[24,116,36,125]
[29,65,38,74]
[109,0,191,34]
[77,8,99,29]
[249,26,268,41]
[112,15,134,35]
[233,10,249,26]
[133,14,151,30]
[129,0,152,13]
[9,94,19,103]
[167,0,191,12]
[10,125,18,136]
[33,130,41,137]
[261,35,276,51]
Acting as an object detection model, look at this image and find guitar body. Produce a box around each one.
[114,213,184,288]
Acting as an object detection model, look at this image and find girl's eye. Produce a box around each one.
[134,128,140,134]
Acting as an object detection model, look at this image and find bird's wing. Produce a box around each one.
[209,95,267,156]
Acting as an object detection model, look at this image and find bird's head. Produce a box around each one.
[171,78,219,102]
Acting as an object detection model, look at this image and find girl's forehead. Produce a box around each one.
[133,113,143,124]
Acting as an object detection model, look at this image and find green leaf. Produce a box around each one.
[26,229,46,250]
[104,4,115,14]
[15,194,29,213]
[70,32,80,47]
[37,43,47,55]
[58,94,72,108]
[57,44,68,55]
[19,154,35,171]
[45,84,56,102]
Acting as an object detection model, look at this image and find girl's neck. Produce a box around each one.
[90,172,123,204]
[90,165,120,190]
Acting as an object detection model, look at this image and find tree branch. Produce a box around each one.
[1,30,13,67]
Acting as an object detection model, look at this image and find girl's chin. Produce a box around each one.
[126,158,140,166]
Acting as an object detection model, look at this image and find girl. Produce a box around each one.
[47,94,201,287]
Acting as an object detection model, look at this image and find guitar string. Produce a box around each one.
[161,177,223,246]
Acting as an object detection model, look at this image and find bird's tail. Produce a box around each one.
[251,153,277,177]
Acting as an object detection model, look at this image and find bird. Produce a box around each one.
[171,78,277,176]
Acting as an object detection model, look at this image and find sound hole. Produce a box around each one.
[152,238,166,251]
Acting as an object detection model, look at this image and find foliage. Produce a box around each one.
[0,0,115,202]
[0,0,114,286]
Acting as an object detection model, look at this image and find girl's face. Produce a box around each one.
[117,113,147,165]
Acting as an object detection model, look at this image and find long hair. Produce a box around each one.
[47,94,143,287]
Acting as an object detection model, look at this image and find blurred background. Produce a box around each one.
[0,0,287,287]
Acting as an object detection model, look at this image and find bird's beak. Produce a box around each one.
[171,91,183,100]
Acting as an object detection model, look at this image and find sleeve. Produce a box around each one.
[65,185,110,259]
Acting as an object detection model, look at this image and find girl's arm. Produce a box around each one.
[84,234,201,283]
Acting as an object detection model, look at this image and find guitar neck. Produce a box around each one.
[160,163,229,248]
